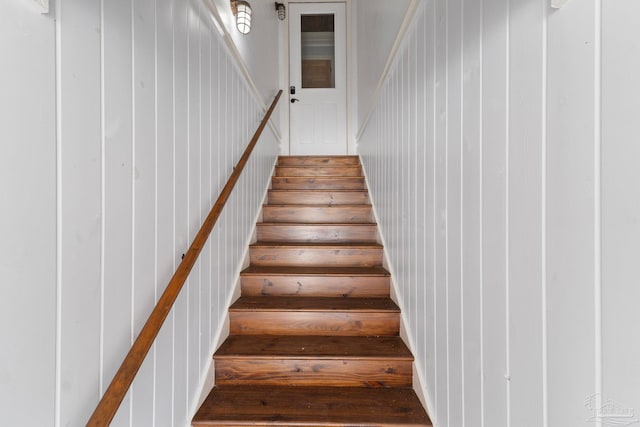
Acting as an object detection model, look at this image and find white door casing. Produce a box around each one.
[289,2,347,155]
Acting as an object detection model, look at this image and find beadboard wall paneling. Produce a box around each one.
[56,0,280,426]
[0,3,57,426]
[358,0,640,426]
[601,0,640,413]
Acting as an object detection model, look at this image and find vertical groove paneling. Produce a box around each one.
[131,0,158,424]
[54,1,280,425]
[507,0,544,425]
[0,2,57,426]
[434,0,448,422]
[187,6,201,408]
[357,1,634,427]
[601,0,640,419]
[102,1,135,424]
[424,2,437,411]
[172,0,189,423]
[446,0,463,424]
[480,0,509,424]
[200,20,212,370]
[462,0,483,424]
[9,0,640,425]
[57,0,103,425]
[546,2,597,427]
[154,1,176,424]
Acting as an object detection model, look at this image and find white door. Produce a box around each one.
[289,3,347,155]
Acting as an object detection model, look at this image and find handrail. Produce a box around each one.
[87,90,283,427]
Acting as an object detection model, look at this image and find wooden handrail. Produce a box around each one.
[87,90,283,427]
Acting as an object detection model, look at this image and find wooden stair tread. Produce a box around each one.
[269,188,369,194]
[272,175,364,178]
[276,165,361,170]
[275,166,363,177]
[215,335,412,360]
[262,205,374,224]
[192,385,431,426]
[267,190,370,206]
[270,176,366,190]
[271,175,366,182]
[240,266,391,298]
[257,222,377,226]
[271,176,365,179]
[193,156,430,426]
[276,163,362,171]
[262,203,373,210]
[256,223,378,241]
[230,296,400,312]
[277,155,360,166]
[250,242,383,248]
[241,265,390,276]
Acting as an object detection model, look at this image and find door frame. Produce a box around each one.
[279,0,355,155]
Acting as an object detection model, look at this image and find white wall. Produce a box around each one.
[358,0,640,426]
[353,0,411,127]
[0,2,57,426]
[1,0,280,426]
[207,0,283,106]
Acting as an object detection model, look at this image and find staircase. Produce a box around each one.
[193,156,431,426]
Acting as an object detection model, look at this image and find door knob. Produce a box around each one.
[291,98,300,103]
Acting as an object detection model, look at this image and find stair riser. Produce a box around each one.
[271,177,366,190]
[256,224,377,243]
[215,359,412,388]
[250,247,383,267]
[262,206,373,223]
[268,191,369,205]
[241,275,390,298]
[275,166,362,177]
[229,312,400,336]
[277,156,360,166]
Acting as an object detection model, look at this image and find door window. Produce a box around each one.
[300,14,335,88]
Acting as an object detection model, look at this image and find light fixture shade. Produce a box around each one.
[275,2,286,21]
[234,0,252,34]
